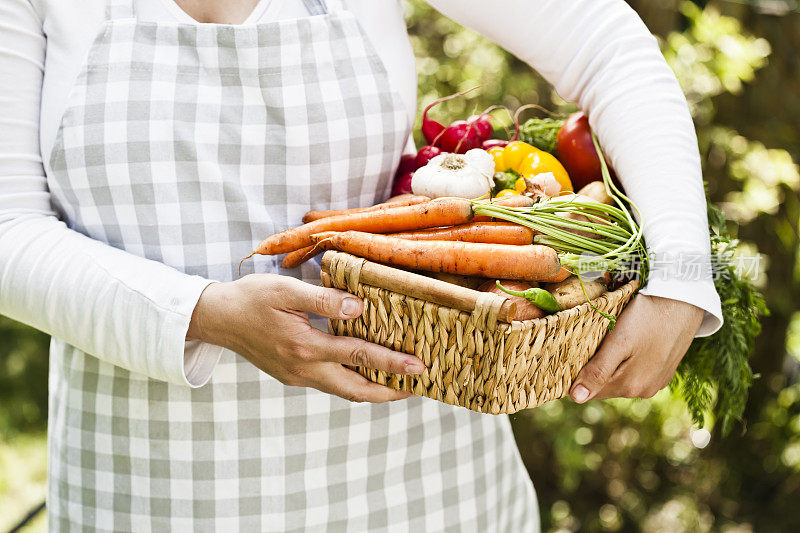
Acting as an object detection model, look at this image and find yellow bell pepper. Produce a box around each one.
[494,188,519,198]
[491,141,573,193]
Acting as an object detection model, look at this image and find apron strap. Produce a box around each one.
[105,0,135,20]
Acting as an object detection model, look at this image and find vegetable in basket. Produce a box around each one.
[486,276,608,318]
[487,141,573,193]
[247,197,475,258]
[478,280,545,320]
[410,149,495,199]
[474,132,649,327]
[482,126,766,431]
[495,281,562,314]
[544,276,608,310]
[282,222,535,269]
[518,111,616,192]
[312,231,570,282]
[492,169,520,196]
[518,116,562,154]
[420,87,495,152]
[302,194,430,224]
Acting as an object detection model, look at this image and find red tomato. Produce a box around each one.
[555,112,605,191]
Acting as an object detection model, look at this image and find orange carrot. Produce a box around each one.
[251,197,473,256]
[281,241,337,269]
[301,194,430,223]
[391,222,534,245]
[473,195,535,222]
[544,267,571,283]
[286,222,534,269]
[320,232,562,282]
[482,195,536,208]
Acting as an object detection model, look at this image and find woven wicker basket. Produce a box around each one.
[321,251,639,414]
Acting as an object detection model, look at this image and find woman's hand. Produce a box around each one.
[187,274,424,402]
[569,294,704,402]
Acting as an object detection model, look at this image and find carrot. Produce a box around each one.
[301,194,430,223]
[283,222,533,269]
[319,231,562,282]
[473,194,535,222]
[251,197,473,257]
[391,222,534,245]
[545,267,571,283]
[281,242,333,269]
[475,195,536,208]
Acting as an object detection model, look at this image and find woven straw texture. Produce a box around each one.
[322,252,639,414]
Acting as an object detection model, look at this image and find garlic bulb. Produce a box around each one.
[411,149,495,199]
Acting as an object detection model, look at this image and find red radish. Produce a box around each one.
[397,153,419,175]
[421,86,480,146]
[391,154,419,197]
[416,145,442,168]
[391,172,414,196]
[467,114,494,140]
[422,117,445,146]
[482,139,508,150]
[439,120,483,154]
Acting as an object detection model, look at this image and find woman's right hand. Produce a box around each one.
[186,274,424,402]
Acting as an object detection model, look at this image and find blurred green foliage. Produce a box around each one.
[0,318,49,437]
[2,1,800,531]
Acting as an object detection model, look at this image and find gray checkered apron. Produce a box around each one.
[45,0,538,530]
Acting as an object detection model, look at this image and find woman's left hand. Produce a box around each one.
[569,294,704,402]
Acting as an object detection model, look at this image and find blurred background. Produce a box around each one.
[2,0,799,531]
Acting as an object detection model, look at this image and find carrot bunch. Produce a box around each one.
[242,135,646,328]
[243,194,570,283]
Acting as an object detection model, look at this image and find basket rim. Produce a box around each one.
[321,250,639,327]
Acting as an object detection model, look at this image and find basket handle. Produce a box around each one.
[321,251,518,323]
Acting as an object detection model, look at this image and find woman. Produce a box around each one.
[0,0,722,530]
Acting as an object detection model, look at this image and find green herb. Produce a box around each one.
[670,201,767,434]
[495,281,562,313]
[518,117,565,153]
[492,170,520,195]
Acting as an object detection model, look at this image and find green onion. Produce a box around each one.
[472,133,649,326]
[472,135,648,284]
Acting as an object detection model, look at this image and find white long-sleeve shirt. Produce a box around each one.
[0,0,723,388]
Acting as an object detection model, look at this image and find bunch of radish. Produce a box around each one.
[392,90,615,197]
[392,92,505,196]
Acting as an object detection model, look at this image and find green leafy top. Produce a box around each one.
[518,117,564,154]
[671,202,768,434]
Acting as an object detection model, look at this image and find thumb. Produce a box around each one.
[283,280,364,320]
[570,335,629,403]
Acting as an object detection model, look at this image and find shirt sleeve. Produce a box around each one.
[425,0,723,336]
[0,0,223,385]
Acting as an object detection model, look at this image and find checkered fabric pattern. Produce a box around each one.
[45,0,539,530]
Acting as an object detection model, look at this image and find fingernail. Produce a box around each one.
[571,384,590,403]
[404,358,425,374]
[341,298,360,318]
